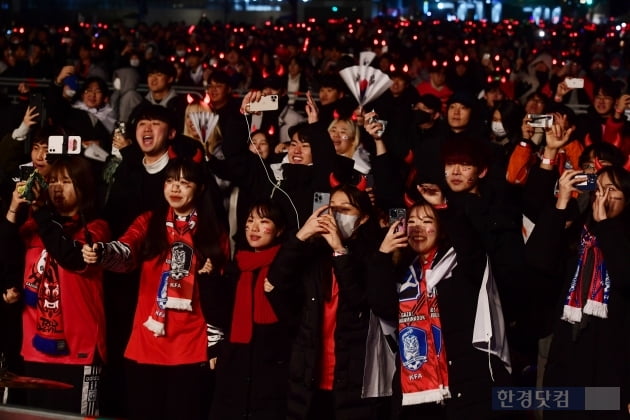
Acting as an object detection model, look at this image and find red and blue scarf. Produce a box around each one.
[562,225,611,323]
[398,249,451,405]
[143,209,199,336]
[21,217,83,356]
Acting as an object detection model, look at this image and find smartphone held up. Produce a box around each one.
[246,95,279,113]
[388,208,407,234]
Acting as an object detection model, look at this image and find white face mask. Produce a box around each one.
[130,58,140,67]
[491,121,507,137]
[334,213,359,240]
[113,78,121,90]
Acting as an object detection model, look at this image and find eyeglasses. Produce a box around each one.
[84,89,102,95]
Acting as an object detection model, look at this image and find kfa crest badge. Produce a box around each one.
[399,326,428,371]
[169,242,193,280]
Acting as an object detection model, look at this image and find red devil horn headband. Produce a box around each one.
[328,173,368,191]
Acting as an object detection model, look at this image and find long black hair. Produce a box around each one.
[142,157,227,272]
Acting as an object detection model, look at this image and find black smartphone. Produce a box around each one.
[388,208,407,234]
[572,173,597,191]
[28,92,45,127]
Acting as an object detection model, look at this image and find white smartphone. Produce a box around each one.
[247,95,279,112]
[565,77,584,89]
[312,192,330,213]
[47,135,81,155]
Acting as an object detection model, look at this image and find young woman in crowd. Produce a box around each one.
[1,155,110,416]
[81,157,230,420]
[526,165,630,419]
[211,199,290,419]
[367,197,513,420]
[327,117,371,175]
[265,183,386,420]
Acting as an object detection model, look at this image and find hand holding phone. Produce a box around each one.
[388,208,407,234]
[312,192,331,213]
[246,95,279,113]
[572,173,597,191]
[564,77,584,89]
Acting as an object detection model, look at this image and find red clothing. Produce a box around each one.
[117,212,212,366]
[318,271,339,390]
[20,218,110,365]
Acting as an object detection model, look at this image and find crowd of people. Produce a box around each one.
[0,12,629,420]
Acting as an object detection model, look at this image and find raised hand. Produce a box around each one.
[22,106,40,127]
[240,90,264,115]
[556,169,582,210]
[305,91,319,123]
[379,221,408,254]
[417,183,445,207]
[296,205,329,242]
[544,113,575,151]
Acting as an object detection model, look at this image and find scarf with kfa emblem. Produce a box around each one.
[21,215,78,356]
[143,209,198,337]
[398,247,457,406]
[562,225,611,324]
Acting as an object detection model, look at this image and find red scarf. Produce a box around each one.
[562,225,610,323]
[143,209,198,337]
[21,215,83,355]
[398,249,451,405]
[230,245,280,343]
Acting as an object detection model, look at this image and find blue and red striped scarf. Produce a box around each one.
[562,225,611,323]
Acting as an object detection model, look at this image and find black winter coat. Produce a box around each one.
[266,226,384,420]
[526,206,630,420]
[210,256,292,420]
[366,207,512,420]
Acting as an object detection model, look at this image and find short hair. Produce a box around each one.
[579,142,626,168]
[208,70,232,88]
[287,122,311,143]
[31,125,65,146]
[441,135,490,170]
[328,118,359,155]
[447,91,476,109]
[247,199,287,242]
[318,74,345,91]
[417,94,442,113]
[146,60,176,79]
[79,77,109,98]
[594,78,622,100]
[131,104,174,131]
